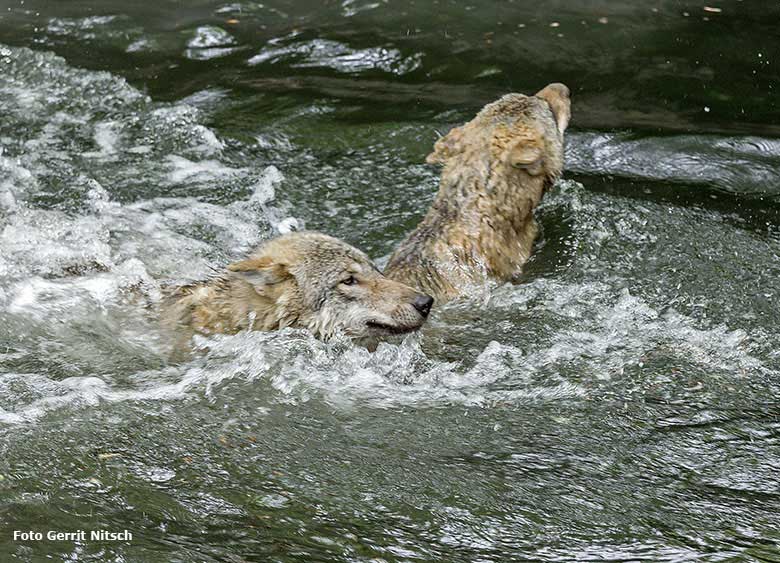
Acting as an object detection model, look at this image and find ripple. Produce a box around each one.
[184,26,240,60]
[249,38,422,75]
[567,131,780,196]
[1,39,779,562]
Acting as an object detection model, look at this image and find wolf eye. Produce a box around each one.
[340,276,358,286]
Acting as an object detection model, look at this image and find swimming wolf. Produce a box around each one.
[163,232,434,344]
[385,83,571,301]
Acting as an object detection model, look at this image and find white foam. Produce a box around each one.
[249,165,283,204]
[6,258,158,318]
[0,208,113,278]
[187,26,236,49]
[0,42,776,432]
[277,217,300,234]
[185,26,239,61]
[249,38,422,75]
[82,121,121,159]
[166,155,244,183]
[0,155,38,209]
[126,38,153,53]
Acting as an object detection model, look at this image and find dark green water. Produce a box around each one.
[1,1,779,561]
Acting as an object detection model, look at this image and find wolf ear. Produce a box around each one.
[426,126,464,164]
[228,256,291,288]
[507,142,544,175]
[534,83,571,135]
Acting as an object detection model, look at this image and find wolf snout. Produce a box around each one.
[412,294,434,318]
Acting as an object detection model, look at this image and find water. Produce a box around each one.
[1,1,779,561]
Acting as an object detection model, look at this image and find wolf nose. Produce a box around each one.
[412,294,434,318]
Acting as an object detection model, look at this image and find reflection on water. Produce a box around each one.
[2,0,778,133]
[249,38,423,75]
[1,1,780,560]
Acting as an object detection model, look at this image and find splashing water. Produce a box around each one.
[0,23,779,562]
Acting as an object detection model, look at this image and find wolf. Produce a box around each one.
[162,232,434,346]
[385,83,571,301]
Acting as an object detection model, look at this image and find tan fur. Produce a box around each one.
[162,232,433,352]
[385,83,571,301]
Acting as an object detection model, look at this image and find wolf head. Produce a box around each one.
[228,232,433,340]
[426,83,570,185]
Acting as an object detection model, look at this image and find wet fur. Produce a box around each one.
[385,83,571,301]
[162,232,431,350]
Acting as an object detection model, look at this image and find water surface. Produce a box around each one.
[1,1,779,561]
